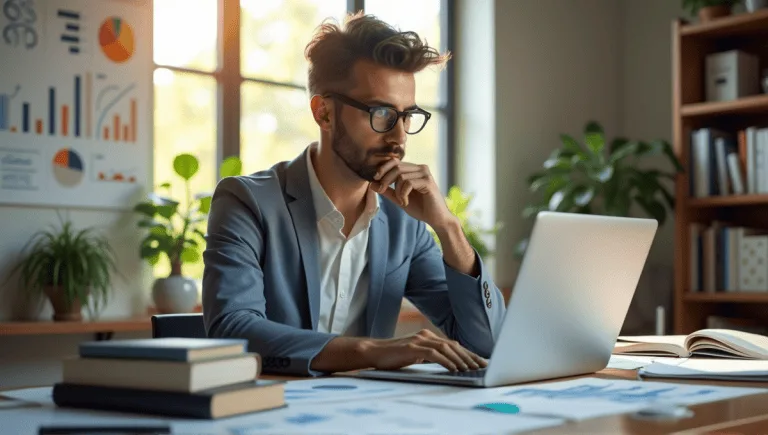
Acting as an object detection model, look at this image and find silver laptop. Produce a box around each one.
[351,211,658,387]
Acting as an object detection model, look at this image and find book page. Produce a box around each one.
[687,329,768,359]
[617,335,687,346]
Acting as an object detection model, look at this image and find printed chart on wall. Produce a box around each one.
[0,0,151,210]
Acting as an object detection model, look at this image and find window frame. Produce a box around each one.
[153,0,455,189]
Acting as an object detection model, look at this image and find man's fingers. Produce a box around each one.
[396,180,414,207]
[446,340,481,370]
[373,158,400,180]
[428,339,472,371]
[420,347,459,372]
[376,163,422,193]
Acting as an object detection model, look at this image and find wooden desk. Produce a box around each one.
[4,369,768,434]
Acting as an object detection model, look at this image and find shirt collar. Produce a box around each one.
[306,144,380,228]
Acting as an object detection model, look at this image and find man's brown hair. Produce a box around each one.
[304,12,451,97]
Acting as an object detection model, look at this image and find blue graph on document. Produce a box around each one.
[504,383,718,404]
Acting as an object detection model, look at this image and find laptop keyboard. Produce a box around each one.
[439,368,487,378]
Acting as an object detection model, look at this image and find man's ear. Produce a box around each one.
[310,95,332,131]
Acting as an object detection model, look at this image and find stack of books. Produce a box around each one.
[52,337,285,419]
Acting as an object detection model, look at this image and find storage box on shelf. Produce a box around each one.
[673,10,768,334]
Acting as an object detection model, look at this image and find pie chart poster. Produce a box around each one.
[0,0,151,210]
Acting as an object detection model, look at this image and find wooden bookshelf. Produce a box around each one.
[673,11,768,334]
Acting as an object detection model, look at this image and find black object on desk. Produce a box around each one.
[38,425,171,434]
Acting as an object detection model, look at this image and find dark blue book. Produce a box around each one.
[53,380,285,419]
[79,338,248,362]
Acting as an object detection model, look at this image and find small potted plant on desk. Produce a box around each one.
[134,154,241,314]
[9,217,118,321]
[683,0,742,22]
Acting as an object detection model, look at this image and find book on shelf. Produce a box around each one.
[690,127,768,198]
[614,328,768,359]
[52,379,286,419]
[688,222,768,293]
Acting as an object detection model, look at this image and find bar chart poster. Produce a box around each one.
[0,0,151,210]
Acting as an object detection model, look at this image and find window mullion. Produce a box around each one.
[218,0,241,176]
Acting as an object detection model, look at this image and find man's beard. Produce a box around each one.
[331,117,405,182]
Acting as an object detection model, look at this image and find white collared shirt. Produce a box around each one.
[307,147,380,336]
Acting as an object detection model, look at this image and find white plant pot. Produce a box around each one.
[152,275,198,313]
[746,0,768,11]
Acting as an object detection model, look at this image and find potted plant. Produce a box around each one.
[683,0,742,22]
[430,186,502,260]
[9,217,118,321]
[134,153,242,314]
[515,121,684,258]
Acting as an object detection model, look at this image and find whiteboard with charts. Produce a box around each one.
[0,0,151,210]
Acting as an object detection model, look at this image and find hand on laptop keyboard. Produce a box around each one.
[359,329,487,372]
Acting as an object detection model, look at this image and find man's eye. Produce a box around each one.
[373,108,391,118]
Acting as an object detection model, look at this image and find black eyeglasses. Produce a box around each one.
[323,92,431,135]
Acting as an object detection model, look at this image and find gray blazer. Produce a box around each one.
[202,148,506,376]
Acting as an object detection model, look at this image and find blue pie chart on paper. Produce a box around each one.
[474,403,521,414]
[312,384,358,391]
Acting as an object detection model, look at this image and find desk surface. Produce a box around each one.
[261,368,768,435]
[4,368,768,434]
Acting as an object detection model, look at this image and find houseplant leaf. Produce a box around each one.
[173,154,200,181]
[220,156,242,178]
[584,121,605,156]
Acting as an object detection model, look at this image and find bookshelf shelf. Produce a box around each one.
[681,94,768,119]
[684,292,768,303]
[688,194,768,208]
[680,8,768,39]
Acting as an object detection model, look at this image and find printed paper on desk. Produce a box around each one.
[283,376,460,404]
[401,377,765,421]
[204,400,563,435]
[0,386,54,406]
[639,358,768,381]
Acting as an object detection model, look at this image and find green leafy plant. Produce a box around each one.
[430,186,502,259]
[134,154,242,276]
[682,0,742,15]
[516,121,684,258]
[9,216,119,319]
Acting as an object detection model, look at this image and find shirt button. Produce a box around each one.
[340,291,347,299]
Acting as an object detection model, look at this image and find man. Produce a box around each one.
[202,13,505,376]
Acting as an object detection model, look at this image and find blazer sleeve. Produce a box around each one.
[403,221,506,358]
[202,177,337,376]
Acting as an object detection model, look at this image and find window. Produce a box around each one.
[153,0,453,279]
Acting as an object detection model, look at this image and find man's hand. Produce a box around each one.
[360,329,487,372]
[370,158,454,231]
[310,329,488,373]
[369,158,478,276]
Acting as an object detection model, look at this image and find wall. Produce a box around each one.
[0,206,152,388]
[491,0,624,286]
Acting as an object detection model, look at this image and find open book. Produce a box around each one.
[614,329,768,359]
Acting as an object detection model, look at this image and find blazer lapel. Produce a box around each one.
[366,211,388,337]
[285,148,321,330]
